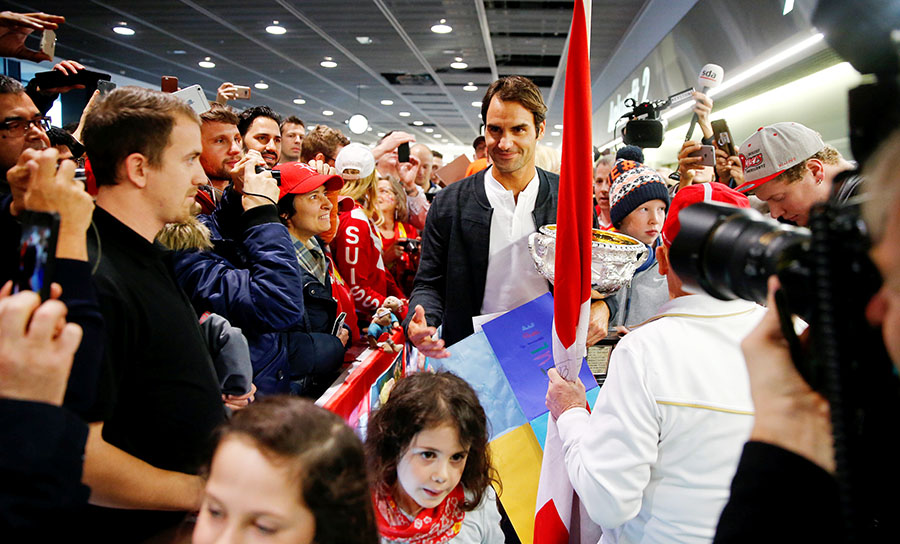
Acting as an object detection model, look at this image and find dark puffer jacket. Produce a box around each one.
[172,189,305,395]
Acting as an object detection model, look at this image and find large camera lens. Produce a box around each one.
[669,202,810,306]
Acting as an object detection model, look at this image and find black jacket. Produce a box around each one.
[404,167,560,347]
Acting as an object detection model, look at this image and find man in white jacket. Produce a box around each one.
[546,182,764,544]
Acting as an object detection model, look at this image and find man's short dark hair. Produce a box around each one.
[472,135,485,149]
[481,76,547,131]
[200,102,239,126]
[300,124,350,163]
[82,86,199,187]
[237,105,282,137]
[0,74,25,95]
[431,149,443,159]
[280,115,305,131]
[47,126,84,158]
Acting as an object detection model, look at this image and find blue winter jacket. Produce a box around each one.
[172,190,305,395]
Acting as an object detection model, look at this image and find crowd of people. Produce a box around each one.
[2,8,900,544]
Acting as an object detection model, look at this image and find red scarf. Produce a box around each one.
[373,483,466,543]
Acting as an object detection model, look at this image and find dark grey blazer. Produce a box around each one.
[404,167,560,347]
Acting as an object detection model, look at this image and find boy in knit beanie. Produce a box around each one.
[606,160,671,329]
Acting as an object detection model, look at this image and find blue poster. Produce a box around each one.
[481,293,596,420]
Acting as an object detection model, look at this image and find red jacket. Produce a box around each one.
[331,204,404,319]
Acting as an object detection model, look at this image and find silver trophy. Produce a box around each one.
[528,225,649,296]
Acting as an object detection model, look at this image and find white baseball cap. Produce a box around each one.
[736,122,825,193]
[334,142,375,180]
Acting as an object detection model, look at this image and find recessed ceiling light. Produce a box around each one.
[380,99,394,106]
[356,36,373,44]
[266,21,286,35]
[471,101,482,107]
[169,50,186,55]
[113,22,134,36]
[463,82,478,92]
[431,19,452,34]
[377,132,386,137]
[554,124,563,130]
[198,57,215,69]
[450,57,468,69]
[367,127,373,132]
[546,142,554,146]
[434,133,442,138]
[293,98,306,105]
[320,56,337,68]
[424,127,433,133]
[413,120,424,126]
[254,81,269,90]
[348,114,368,134]
[399,111,411,117]
[551,131,560,136]
[322,110,334,116]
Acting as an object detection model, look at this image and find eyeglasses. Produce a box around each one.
[0,116,52,135]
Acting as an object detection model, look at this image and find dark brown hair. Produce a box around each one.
[365,372,499,512]
[200,102,239,126]
[281,115,306,131]
[300,124,350,162]
[210,396,378,544]
[480,75,547,131]
[82,86,199,187]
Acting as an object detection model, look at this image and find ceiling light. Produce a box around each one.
[169,50,186,55]
[450,57,468,70]
[377,132,386,137]
[399,111,411,117]
[471,101,482,107]
[551,131,560,136]
[367,127,373,132]
[293,98,306,105]
[554,124,563,129]
[356,36,373,44]
[381,99,394,106]
[463,82,478,92]
[431,19,452,34]
[424,128,433,133]
[198,57,215,69]
[320,56,337,68]
[348,114,368,135]
[434,134,442,138]
[322,110,334,116]
[113,22,134,36]
[413,120,424,126]
[254,81,269,90]
[546,142,553,146]
[266,21,286,35]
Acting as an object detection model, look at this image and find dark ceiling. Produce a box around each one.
[2,0,649,148]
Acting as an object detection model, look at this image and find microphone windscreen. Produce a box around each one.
[697,64,724,89]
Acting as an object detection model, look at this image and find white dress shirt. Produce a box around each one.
[480,166,550,314]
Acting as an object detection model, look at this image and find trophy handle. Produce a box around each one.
[635,244,649,265]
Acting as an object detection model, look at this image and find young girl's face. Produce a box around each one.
[193,436,316,544]
[394,423,468,515]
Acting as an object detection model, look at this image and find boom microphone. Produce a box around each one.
[685,63,724,141]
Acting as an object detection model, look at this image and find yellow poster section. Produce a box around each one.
[490,423,544,544]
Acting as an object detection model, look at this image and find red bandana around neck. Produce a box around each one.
[373,483,466,544]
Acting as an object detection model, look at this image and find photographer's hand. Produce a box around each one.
[238,159,279,211]
[0,11,64,62]
[744,276,835,473]
[216,82,238,104]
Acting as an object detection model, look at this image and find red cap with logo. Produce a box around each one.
[274,161,343,201]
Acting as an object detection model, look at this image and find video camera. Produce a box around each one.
[618,88,693,148]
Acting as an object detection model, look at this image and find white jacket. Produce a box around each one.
[557,295,765,544]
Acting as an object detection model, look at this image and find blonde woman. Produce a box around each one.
[331,143,406,322]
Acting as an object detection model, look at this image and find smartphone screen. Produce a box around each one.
[15,211,59,301]
[398,142,410,163]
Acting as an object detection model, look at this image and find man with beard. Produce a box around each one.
[238,105,282,169]
[196,103,242,214]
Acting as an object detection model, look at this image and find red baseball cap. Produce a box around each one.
[274,162,343,201]
[661,182,750,247]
